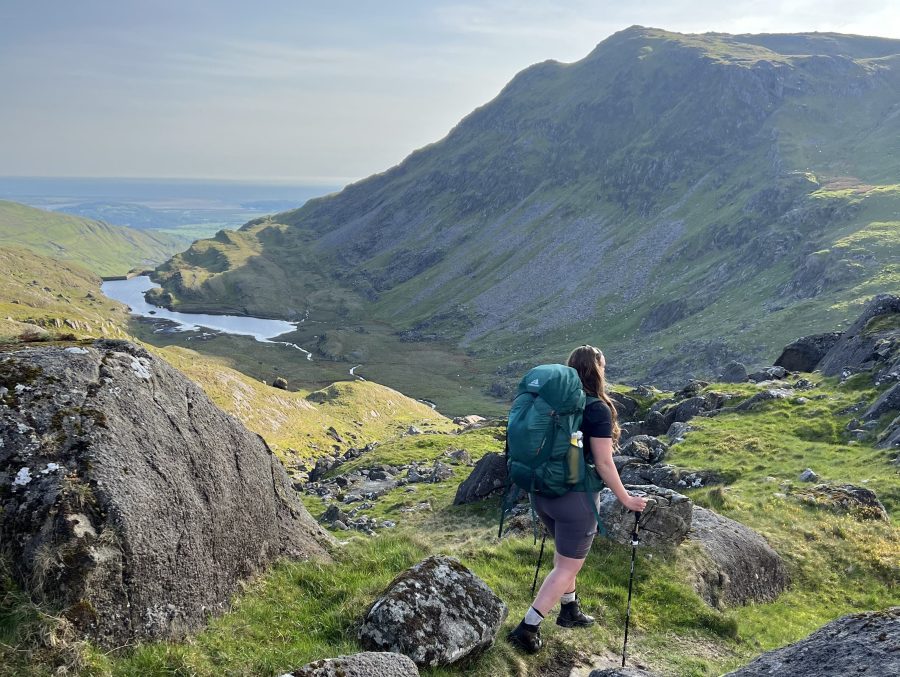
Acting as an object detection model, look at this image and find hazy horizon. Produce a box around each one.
[3,1,899,183]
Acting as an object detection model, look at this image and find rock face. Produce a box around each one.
[794,483,889,521]
[817,294,900,377]
[0,341,332,647]
[285,651,420,677]
[598,485,693,548]
[358,555,508,667]
[687,507,788,609]
[453,452,507,505]
[774,332,842,372]
[724,607,899,676]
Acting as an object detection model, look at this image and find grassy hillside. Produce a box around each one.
[0,246,131,342]
[0,200,189,277]
[3,372,896,676]
[148,27,900,401]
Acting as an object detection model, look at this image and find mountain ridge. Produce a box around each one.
[152,27,900,390]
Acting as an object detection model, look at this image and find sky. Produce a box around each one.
[1,1,899,184]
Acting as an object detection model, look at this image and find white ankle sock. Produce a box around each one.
[560,590,576,604]
[524,606,544,626]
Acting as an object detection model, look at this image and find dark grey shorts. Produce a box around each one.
[532,491,601,559]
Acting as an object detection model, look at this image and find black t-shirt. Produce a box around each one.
[580,399,613,444]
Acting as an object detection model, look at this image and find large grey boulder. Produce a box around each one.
[358,555,508,667]
[687,507,788,609]
[774,332,842,372]
[453,452,507,505]
[284,651,419,677]
[0,341,332,647]
[724,607,899,676]
[817,294,900,377]
[598,485,693,548]
[609,391,640,419]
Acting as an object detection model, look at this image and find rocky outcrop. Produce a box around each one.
[616,458,724,491]
[794,483,889,521]
[358,555,507,667]
[0,341,332,647]
[609,391,640,419]
[878,414,900,449]
[618,435,669,464]
[774,332,842,372]
[283,652,420,677]
[598,485,693,548]
[453,452,507,505]
[724,607,899,676]
[817,294,900,377]
[686,507,788,609]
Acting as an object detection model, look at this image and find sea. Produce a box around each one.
[0,176,342,236]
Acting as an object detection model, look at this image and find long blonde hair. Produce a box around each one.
[566,345,620,445]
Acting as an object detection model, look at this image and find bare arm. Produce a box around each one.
[590,437,648,513]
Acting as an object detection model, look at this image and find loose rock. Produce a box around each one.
[284,651,420,677]
[453,452,507,505]
[359,555,508,667]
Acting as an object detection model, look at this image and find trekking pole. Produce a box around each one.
[530,532,547,597]
[622,511,641,668]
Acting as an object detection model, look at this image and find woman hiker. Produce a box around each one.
[507,345,649,654]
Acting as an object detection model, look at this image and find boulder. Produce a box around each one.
[686,507,789,609]
[609,391,640,419]
[747,366,788,382]
[718,361,748,383]
[643,409,674,436]
[272,376,289,390]
[598,485,693,548]
[358,555,507,667]
[794,483,889,521]
[673,396,708,422]
[667,421,692,444]
[775,332,842,372]
[283,651,419,677]
[863,382,900,420]
[453,452,507,505]
[798,468,819,482]
[0,341,332,647]
[618,435,669,464]
[817,294,900,377]
[723,607,899,676]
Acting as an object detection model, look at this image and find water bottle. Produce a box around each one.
[567,430,583,484]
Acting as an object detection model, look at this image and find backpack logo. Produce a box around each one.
[528,378,540,387]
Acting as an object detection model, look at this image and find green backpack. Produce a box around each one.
[498,364,607,538]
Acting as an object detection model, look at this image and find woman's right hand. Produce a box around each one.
[621,494,649,513]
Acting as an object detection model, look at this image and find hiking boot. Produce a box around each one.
[556,595,595,628]
[506,620,542,654]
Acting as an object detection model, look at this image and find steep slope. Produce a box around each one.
[0,246,130,342]
[153,27,900,387]
[0,200,189,276]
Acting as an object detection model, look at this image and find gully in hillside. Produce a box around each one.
[506,345,649,654]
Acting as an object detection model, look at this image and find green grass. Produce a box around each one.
[0,201,189,277]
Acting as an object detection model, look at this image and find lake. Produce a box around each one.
[101,276,311,358]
